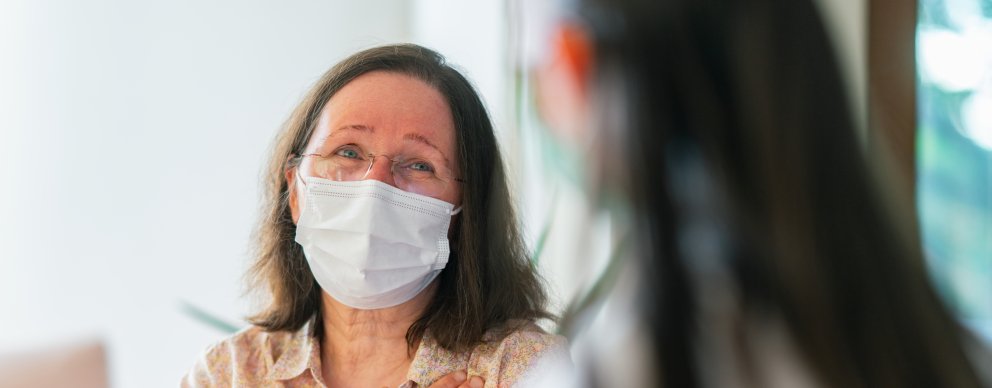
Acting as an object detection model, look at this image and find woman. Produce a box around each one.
[184,44,566,388]
[535,0,990,387]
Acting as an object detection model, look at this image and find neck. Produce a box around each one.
[320,282,436,387]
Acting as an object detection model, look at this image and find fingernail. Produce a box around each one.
[454,370,467,382]
[470,376,484,388]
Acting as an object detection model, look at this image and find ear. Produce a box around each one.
[535,22,595,139]
[286,158,302,224]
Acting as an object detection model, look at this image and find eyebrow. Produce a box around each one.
[403,133,451,166]
[328,124,375,137]
[315,125,374,150]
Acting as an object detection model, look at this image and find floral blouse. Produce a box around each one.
[181,319,569,388]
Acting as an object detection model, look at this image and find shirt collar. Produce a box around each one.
[404,332,470,387]
[266,319,471,386]
[269,318,322,381]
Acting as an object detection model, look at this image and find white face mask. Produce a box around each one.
[294,176,461,310]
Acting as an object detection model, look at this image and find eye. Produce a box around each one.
[334,146,362,159]
[408,161,435,173]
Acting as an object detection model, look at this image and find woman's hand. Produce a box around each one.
[429,370,485,388]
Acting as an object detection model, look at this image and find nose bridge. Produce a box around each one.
[362,154,398,187]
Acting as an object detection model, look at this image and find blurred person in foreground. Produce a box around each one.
[530,0,992,387]
[183,44,566,388]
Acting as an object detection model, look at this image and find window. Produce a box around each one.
[917,0,992,341]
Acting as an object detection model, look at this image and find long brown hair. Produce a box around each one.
[571,0,987,387]
[247,44,551,351]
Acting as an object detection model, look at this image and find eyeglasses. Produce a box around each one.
[296,146,462,198]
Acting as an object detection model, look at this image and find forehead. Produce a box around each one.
[311,71,456,151]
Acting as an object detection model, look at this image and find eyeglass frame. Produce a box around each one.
[289,151,464,196]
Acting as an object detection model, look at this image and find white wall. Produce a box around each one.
[0,1,409,386]
[411,0,511,142]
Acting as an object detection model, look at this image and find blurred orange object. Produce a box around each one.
[0,339,108,388]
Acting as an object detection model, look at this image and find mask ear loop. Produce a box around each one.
[451,206,462,216]
[292,162,311,216]
[289,153,310,191]
[294,167,308,189]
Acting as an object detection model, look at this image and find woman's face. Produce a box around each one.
[288,71,462,223]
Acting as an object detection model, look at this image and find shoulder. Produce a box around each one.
[181,325,303,387]
[469,322,570,387]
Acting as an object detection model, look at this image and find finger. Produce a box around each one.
[457,375,485,388]
[430,370,467,388]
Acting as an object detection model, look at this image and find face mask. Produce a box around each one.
[294,177,461,310]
